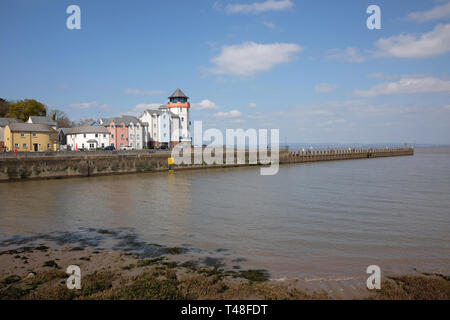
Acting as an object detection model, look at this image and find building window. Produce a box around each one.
[49,133,52,139]
[21,132,25,137]
[182,117,184,122]
[101,143,104,148]
[23,143,27,148]
[32,132,37,137]
[47,143,50,149]
[89,143,94,149]
[95,134,98,138]
[103,134,106,138]
[163,124,166,128]
[14,143,18,148]
[112,134,114,138]
[82,144,84,148]
[121,134,124,139]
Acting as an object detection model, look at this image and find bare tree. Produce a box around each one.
[49,109,74,128]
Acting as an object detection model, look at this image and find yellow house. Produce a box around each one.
[4,123,59,152]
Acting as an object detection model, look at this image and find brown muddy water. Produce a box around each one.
[0,147,449,283]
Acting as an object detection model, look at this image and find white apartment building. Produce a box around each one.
[139,88,191,148]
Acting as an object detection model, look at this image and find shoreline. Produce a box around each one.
[1,229,448,300]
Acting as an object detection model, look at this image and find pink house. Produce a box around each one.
[101,118,128,150]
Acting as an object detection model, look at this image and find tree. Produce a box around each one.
[49,109,73,128]
[0,98,10,117]
[8,99,47,121]
[76,118,97,126]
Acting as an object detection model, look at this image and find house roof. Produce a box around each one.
[28,116,57,126]
[120,115,142,125]
[101,116,143,126]
[99,118,115,125]
[0,118,23,127]
[58,128,71,135]
[8,123,54,133]
[66,126,110,135]
[145,109,160,115]
[169,88,189,99]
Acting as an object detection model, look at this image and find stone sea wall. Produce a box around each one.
[0,148,414,182]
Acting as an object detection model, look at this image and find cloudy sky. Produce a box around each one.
[1,0,450,144]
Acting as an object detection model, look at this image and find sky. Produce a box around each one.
[1,0,450,144]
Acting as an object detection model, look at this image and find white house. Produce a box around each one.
[66,126,111,150]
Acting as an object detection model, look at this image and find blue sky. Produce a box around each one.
[1,0,449,144]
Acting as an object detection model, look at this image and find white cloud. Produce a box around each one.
[263,21,276,29]
[215,110,242,118]
[367,72,432,80]
[247,102,257,108]
[354,76,450,97]
[374,23,450,58]
[124,88,167,95]
[134,103,160,111]
[208,41,301,76]
[407,2,450,23]
[224,0,294,14]
[70,102,110,110]
[191,99,220,110]
[326,47,365,63]
[315,83,337,94]
[124,103,160,117]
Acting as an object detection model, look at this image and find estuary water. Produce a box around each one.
[0,147,449,279]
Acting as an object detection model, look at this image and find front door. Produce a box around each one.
[33,143,38,152]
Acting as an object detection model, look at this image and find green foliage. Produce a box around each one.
[8,99,47,121]
[0,98,10,117]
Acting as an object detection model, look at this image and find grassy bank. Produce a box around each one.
[0,255,329,300]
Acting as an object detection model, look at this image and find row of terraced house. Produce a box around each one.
[0,89,192,152]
